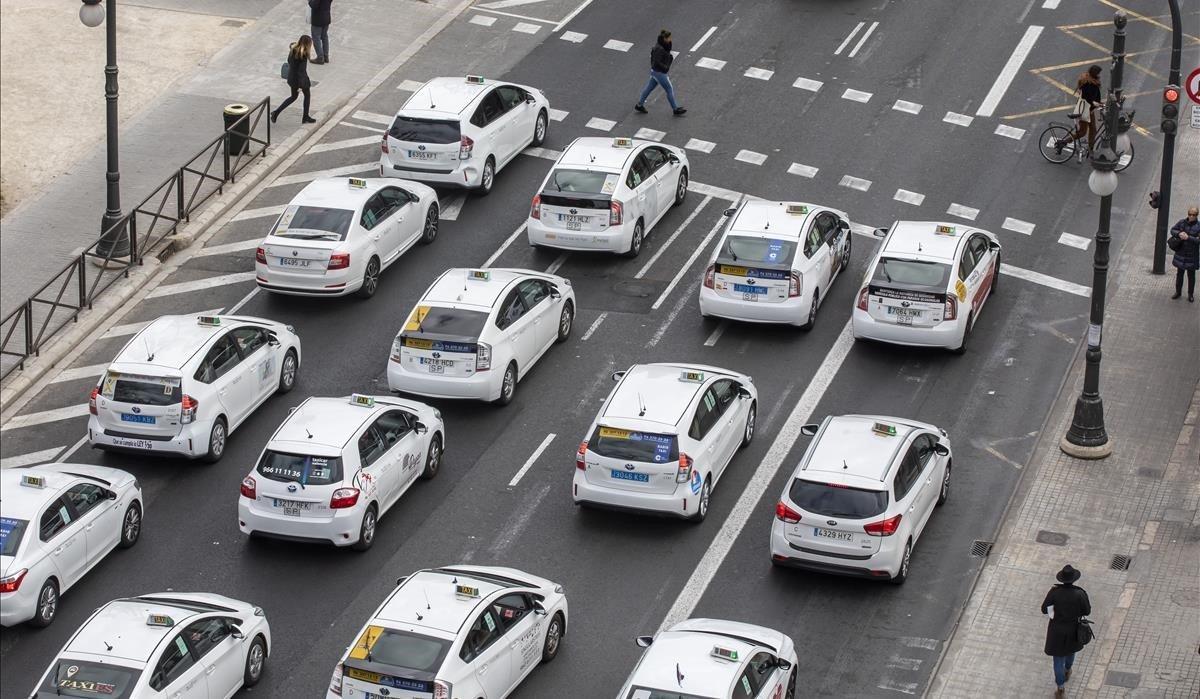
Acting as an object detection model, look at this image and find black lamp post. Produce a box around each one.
[80,0,128,259]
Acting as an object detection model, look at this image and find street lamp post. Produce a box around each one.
[1151,0,1183,274]
[1061,11,1127,460]
[80,0,128,259]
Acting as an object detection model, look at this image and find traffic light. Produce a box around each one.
[1149,191,1160,209]
[1161,84,1180,135]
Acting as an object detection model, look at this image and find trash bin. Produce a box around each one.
[223,103,251,157]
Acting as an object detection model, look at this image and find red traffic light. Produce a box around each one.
[1163,86,1180,103]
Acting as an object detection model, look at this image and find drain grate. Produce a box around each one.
[970,540,994,557]
[1036,530,1070,546]
[1110,554,1132,571]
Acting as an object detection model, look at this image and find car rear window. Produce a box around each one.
[546,169,618,194]
[403,306,488,339]
[721,236,796,265]
[789,479,888,519]
[345,626,451,674]
[871,257,951,289]
[588,426,679,463]
[388,116,461,144]
[38,660,140,699]
[627,689,715,699]
[102,372,182,406]
[256,452,343,486]
[0,517,29,557]
[274,205,354,241]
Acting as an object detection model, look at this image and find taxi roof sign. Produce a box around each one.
[467,269,491,282]
[350,394,375,408]
[20,474,47,489]
[934,224,957,236]
[711,646,740,662]
[679,370,705,383]
[196,315,221,327]
[612,137,634,148]
[785,204,809,215]
[147,614,174,627]
[465,75,486,84]
[455,584,480,598]
[871,422,897,436]
[348,177,368,189]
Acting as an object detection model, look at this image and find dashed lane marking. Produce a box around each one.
[651,207,733,311]
[944,111,975,127]
[195,239,260,257]
[685,138,716,154]
[604,39,633,52]
[1058,232,1091,250]
[894,189,925,206]
[835,21,866,55]
[309,135,380,154]
[899,637,940,650]
[523,146,561,160]
[735,149,768,165]
[508,433,556,487]
[440,192,468,221]
[146,273,256,298]
[1002,263,1088,296]
[337,120,381,134]
[842,88,873,103]
[482,223,527,269]
[995,124,1026,139]
[560,30,587,43]
[1,404,89,433]
[839,175,872,191]
[548,108,569,121]
[545,253,568,274]
[635,196,714,279]
[848,21,879,58]
[703,321,728,347]
[227,287,260,315]
[269,162,377,188]
[585,117,616,131]
[469,14,497,26]
[977,25,1044,117]
[231,204,286,222]
[689,181,742,202]
[513,22,540,34]
[352,110,393,125]
[101,308,222,339]
[1,446,66,470]
[634,127,666,142]
[744,67,774,80]
[50,363,108,384]
[696,57,727,71]
[793,77,823,92]
[690,26,717,52]
[788,163,819,178]
[395,80,424,92]
[1042,0,1061,8]
[581,311,608,341]
[876,679,918,695]
[893,100,923,115]
[1002,217,1035,235]
[947,203,980,220]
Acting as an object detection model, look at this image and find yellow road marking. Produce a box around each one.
[1000,88,1161,120]
[1060,29,1162,79]
[1095,0,1200,43]
[1030,47,1179,74]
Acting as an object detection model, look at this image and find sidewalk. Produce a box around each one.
[929,126,1200,697]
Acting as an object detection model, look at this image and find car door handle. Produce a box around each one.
[206,665,216,676]
[86,523,94,531]
[54,546,64,555]
[480,662,489,674]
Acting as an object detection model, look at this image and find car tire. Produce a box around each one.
[991,254,1001,296]
[541,612,564,663]
[891,540,912,585]
[951,313,972,355]
[478,157,496,196]
[936,460,951,506]
[555,301,574,343]
[624,220,644,258]
[740,401,756,448]
[495,362,517,406]
[203,417,227,464]
[351,504,378,552]
[841,233,852,271]
[689,477,711,523]
[243,635,268,687]
[119,502,142,549]
[800,289,819,331]
[420,433,442,480]
[28,578,59,628]
[673,168,688,206]
[532,109,548,147]
[420,204,439,244]
[277,349,298,394]
[356,256,381,299]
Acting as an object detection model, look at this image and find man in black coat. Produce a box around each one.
[309,0,332,64]
[634,30,686,115]
[1041,565,1091,697]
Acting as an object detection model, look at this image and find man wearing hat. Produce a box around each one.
[1041,565,1092,696]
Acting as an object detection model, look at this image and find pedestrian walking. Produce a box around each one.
[1168,205,1199,302]
[634,30,686,116]
[1041,565,1092,697]
[309,0,332,64]
[271,35,317,124]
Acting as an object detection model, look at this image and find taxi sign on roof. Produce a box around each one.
[455,584,480,598]
[348,177,368,189]
[468,269,491,282]
[350,394,375,408]
[612,137,634,148]
[196,315,221,327]
[465,75,486,84]
[711,646,740,662]
[147,614,174,627]
[872,422,897,436]
[934,224,957,236]
[785,204,809,215]
[20,474,46,489]
[679,370,705,383]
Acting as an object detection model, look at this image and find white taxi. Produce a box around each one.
[852,221,1001,353]
[618,619,798,699]
[87,314,301,463]
[1,465,142,628]
[380,76,550,195]
[31,592,271,699]
[573,363,757,522]
[700,201,852,329]
[256,176,440,299]
[387,268,576,405]
[770,415,952,584]
[238,393,444,551]
[327,565,568,699]
[527,137,689,257]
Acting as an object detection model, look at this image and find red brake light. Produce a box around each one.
[0,568,29,593]
[329,663,344,696]
[856,287,869,311]
[381,134,389,154]
[256,247,267,264]
[530,194,541,220]
[329,253,350,270]
[576,441,588,471]
[675,453,692,483]
[703,264,715,289]
[181,394,198,424]
[864,514,902,537]
[459,135,474,160]
[775,501,801,524]
[433,680,452,699]
[89,386,99,415]
[788,271,801,298]
[330,488,360,509]
[240,476,256,500]
[610,200,623,226]
[944,296,957,321]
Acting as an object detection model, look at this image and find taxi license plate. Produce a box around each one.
[558,214,588,224]
[273,499,310,517]
[407,150,436,159]
[610,469,649,483]
[733,284,767,295]
[813,527,854,542]
[278,257,311,267]
[419,358,454,367]
[120,413,156,424]
[564,221,582,231]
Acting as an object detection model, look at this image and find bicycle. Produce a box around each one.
[1039,108,1135,171]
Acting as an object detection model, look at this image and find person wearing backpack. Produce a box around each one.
[1041,565,1092,697]
[272,35,317,124]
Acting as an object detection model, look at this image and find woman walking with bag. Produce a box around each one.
[1041,565,1092,697]
[271,35,316,124]
[1168,206,1199,302]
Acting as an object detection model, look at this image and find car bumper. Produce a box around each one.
[573,474,698,519]
[699,288,808,325]
[387,360,498,401]
[0,589,36,627]
[379,158,481,188]
[851,308,964,349]
[238,499,362,546]
[256,263,359,297]
[527,219,630,253]
[87,416,210,458]
[769,523,900,578]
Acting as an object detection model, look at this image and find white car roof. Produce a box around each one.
[802,415,932,485]
[422,268,531,310]
[64,596,229,664]
[1,464,132,520]
[882,221,978,262]
[291,177,393,209]
[632,619,786,696]
[604,363,741,429]
[111,314,282,373]
[557,137,648,172]
[400,77,493,116]
[728,201,838,238]
[375,568,516,636]
[269,396,412,451]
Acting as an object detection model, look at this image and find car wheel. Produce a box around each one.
[624,220,644,258]
[800,289,819,331]
[891,540,912,584]
[356,256,381,299]
[786,668,797,699]
[277,349,298,394]
[421,204,439,244]
[243,635,268,687]
[741,401,756,448]
[119,502,142,548]
[351,505,378,552]
[420,433,442,480]
[690,477,711,523]
[841,233,852,270]
[541,612,564,663]
[937,460,951,506]
[495,362,517,406]
[532,110,548,147]
[28,579,59,628]
[556,301,574,343]
[478,157,496,196]
[203,417,227,464]
[673,168,688,206]
[951,313,972,355]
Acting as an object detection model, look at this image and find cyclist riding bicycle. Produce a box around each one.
[1056,65,1103,154]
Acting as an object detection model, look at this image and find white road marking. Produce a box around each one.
[1,404,90,433]
[232,204,286,222]
[634,127,666,142]
[690,181,743,202]
[513,22,541,34]
[696,57,727,71]
[651,207,733,311]
[894,189,926,206]
[351,110,394,125]
[893,100,923,115]
[337,120,382,133]
[554,0,594,31]
[995,124,1026,140]
[671,50,679,59]
[977,25,1043,117]
[685,138,716,154]
[226,287,260,314]
[649,277,701,348]
[835,21,865,55]
[440,192,468,221]
[581,311,608,341]
[839,175,872,191]
[269,162,377,187]
[793,77,823,92]
[508,433,556,487]
[309,135,382,154]
[585,117,616,131]
[886,656,923,672]
[1,446,67,469]
[604,39,633,52]
[735,149,768,166]
[842,88,873,103]
[545,253,569,274]
[559,30,587,43]
[703,321,727,347]
[548,108,569,121]
[1058,232,1091,250]
[1002,217,1036,235]
[877,679,919,695]
[944,111,974,127]
[658,319,856,632]
[691,26,718,52]
[195,238,260,257]
[469,14,497,26]
[848,21,879,58]
[744,67,774,80]
[50,363,108,384]
[483,223,528,268]
[146,272,256,298]
[787,163,819,178]
[523,146,562,160]
[1002,263,1089,296]
[946,203,980,220]
[635,196,714,279]
[899,636,940,650]
[1043,0,1061,7]
[480,0,550,8]
[101,307,222,339]
[395,80,425,92]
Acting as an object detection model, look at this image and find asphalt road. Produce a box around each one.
[1,0,1183,696]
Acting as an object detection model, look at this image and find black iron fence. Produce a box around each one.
[0,97,271,382]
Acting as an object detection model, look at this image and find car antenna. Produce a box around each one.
[423,587,432,610]
[918,242,923,252]
[143,336,154,363]
[676,662,685,687]
[305,427,313,439]
[843,459,849,470]
[637,393,646,417]
[103,640,113,651]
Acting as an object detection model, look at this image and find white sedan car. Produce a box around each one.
[31,592,270,699]
[256,177,440,298]
[618,619,798,699]
[573,363,757,522]
[238,394,444,551]
[1,465,142,628]
[700,201,852,329]
[327,565,567,699]
[387,268,576,405]
[527,137,689,257]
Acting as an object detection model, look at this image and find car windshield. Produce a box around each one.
[872,257,951,288]
[547,169,614,194]
[388,116,461,144]
[789,479,889,519]
[0,517,29,556]
[256,451,343,487]
[404,306,488,339]
[627,688,716,699]
[103,372,182,407]
[589,426,679,464]
[721,236,796,265]
[345,626,451,673]
[37,660,141,699]
[274,206,354,241]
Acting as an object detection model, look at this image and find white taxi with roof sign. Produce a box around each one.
[387,268,576,405]
[1,464,142,629]
[618,618,798,699]
[326,565,568,699]
[256,176,440,299]
[30,592,271,699]
[527,136,690,257]
[770,415,952,583]
[700,201,852,329]
[852,221,1001,353]
[87,314,301,463]
[238,393,444,551]
[573,363,757,521]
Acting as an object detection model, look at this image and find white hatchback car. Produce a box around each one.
[387,268,576,405]
[238,394,444,551]
[87,314,301,463]
[618,619,798,699]
[573,363,757,522]
[31,592,271,699]
[770,415,952,583]
[380,76,550,195]
[700,201,852,329]
[1,465,142,628]
[327,565,567,699]
[257,177,440,299]
[527,137,690,257]
[852,221,1001,353]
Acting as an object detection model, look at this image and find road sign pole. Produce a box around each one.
[1151,0,1183,274]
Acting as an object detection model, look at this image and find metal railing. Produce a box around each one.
[0,97,271,382]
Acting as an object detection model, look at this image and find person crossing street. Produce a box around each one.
[634,29,686,116]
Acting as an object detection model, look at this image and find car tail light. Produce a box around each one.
[459,135,474,160]
[475,342,492,371]
[788,271,802,298]
[240,476,256,500]
[181,395,198,424]
[330,488,360,509]
[675,453,692,483]
[576,441,588,470]
[609,200,623,226]
[255,247,267,264]
[0,568,29,593]
[329,663,344,696]
[390,337,403,363]
[381,134,389,154]
[943,296,957,321]
[328,253,350,270]
[856,287,870,311]
[433,680,452,699]
[703,264,715,289]
[530,194,541,220]
[89,386,99,415]
[864,514,902,537]
[775,501,802,524]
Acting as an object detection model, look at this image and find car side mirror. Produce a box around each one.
[532,601,548,617]
[988,240,1001,251]
[396,576,408,586]
[872,227,888,238]
[549,287,562,300]
[611,370,626,382]
[800,423,819,437]
[737,387,752,399]
[668,154,680,164]
[838,219,851,231]
[933,443,950,457]
[267,332,281,347]
[635,635,653,648]
[723,207,737,217]
[415,422,428,435]
[107,489,118,500]
[525,93,537,103]
[229,625,245,640]
[776,658,792,671]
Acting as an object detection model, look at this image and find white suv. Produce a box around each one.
[769,415,952,583]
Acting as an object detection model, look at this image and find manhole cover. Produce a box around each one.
[1136,467,1163,479]
[1110,554,1132,571]
[1036,530,1069,546]
[1104,670,1140,689]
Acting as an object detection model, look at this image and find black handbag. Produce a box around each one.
[280,60,290,81]
[1168,235,1181,251]
[1077,618,1095,646]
